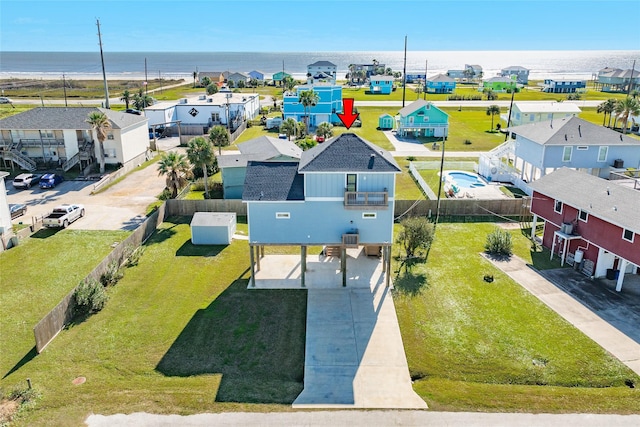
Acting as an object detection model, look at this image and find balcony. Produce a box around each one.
[344,191,388,209]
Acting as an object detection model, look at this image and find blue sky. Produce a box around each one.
[1,0,639,52]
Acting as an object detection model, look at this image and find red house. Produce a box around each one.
[529,168,640,292]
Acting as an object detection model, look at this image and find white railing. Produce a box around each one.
[344,191,388,208]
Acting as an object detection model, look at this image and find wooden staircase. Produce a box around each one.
[324,246,342,258]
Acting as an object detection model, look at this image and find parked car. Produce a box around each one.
[316,135,325,143]
[42,204,85,228]
[9,204,27,219]
[12,173,41,189]
[125,108,142,115]
[149,130,163,139]
[0,97,13,104]
[39,173,64,189]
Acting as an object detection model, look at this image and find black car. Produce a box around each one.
[125,108,142,115]
[9,203,27,219]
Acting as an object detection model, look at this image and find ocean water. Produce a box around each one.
[0,50,638,81]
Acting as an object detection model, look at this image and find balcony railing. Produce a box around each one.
[344,191,388,209]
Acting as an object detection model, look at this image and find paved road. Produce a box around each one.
[355,100,603,108]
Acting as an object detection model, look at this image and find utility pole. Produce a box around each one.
[144,58,148,96]
[402,35,407,108]
[627,59,636,97]
[96,19,110,109]
[505,88,516,141]
[423,60,428,101]
[434,136,446,229]
[62,73,68,107]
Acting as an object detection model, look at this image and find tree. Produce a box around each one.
[283,75,296,92]
[201,76,211,87]
[615,96,640,134]
[120,89,131,109]
[298,89,319,135]
[385,67,393,76]
[186,136,215,198]
[237,80,245,89]
[249,78,258,88]
[483,88,497,101]
[157,151,189,198]
[316,122,333,139]
[486,105,501,130]
[280,118,297,141]
[86,111,111,174]
[597,98,616,127]
[192,70,198,88]
[396,216,435,259]
[348,64,356,83]
[208,125,230,155]
[206,83,219,95]
[132,88,153,110]
[631,89,639,100]
[296,121,306,139]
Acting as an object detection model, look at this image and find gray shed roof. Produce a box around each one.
[530,168,640,233]
[509,117,640,146]
[242,161,304,201]
[0,107,147,130]
[191,212,236,227]
[298,133,400,173]
[427,74,455,83]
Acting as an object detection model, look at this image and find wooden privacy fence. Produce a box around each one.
[33,203,167,353]
[165,199,246,216]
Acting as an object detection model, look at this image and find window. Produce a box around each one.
[623,229,634,243]
[598,146,608,162]
[362,212,377,219]
[275,212,290,219]
[562,146,572,162]
[107,133,114,140]
[346,174,357,192]
[554,200,563,214]
[211,112,220,122]
[579,210,588,222]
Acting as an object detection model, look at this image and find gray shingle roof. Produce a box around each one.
[218,153,270,168]
[501,66,529,71]
[298,133,400,173]
[0,107,147,130]
[509,117,640,146]
[238,136,302,159]
[398,99,439,117]
[308,61,336,67]
[530,168,640,233]
[242,161,304,201]
[428,74,455,83]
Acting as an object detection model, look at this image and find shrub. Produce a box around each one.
[396,216,435,259]
[74,278,109,315]
[464,139,472,145]
[406,156,416,162]
[158,188,172,200]
[100,260,124,287]
[122,244,145,267]
[485,227,513,256]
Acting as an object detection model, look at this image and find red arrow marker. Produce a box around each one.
[337,98,360,129]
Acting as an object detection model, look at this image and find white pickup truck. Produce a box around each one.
[42,204,85,228]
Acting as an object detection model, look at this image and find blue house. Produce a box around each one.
[218,136,301,199]
[283,84,342,127]
[396,99,449,138]
[426,74,456,94]
[248,70,266,81]
[542,78,586,93]
[243,133,401,286]
[369,76,394,94]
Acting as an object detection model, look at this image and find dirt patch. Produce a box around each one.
[0,398,19,424]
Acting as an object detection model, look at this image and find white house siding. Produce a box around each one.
[118,122,149,166]
[0,173,11,246]
[62,129,80,160]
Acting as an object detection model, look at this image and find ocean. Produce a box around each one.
[0,50,638,81]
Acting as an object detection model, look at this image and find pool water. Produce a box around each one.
[446,171,487,189]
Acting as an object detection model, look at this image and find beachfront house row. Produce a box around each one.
[396,99,449,138]
[0,107,149,173]
[542,78,586,93]
[283,84,342,128]
[595,68,640,93]
[478,117,640,193]
[529,167,640,292]
[500,101,581,127]
[426,74,456,94]
[481,76,518,93]
[218,136,301,199]
[307,61,337,84]
[242,133,401,287]
[0,171,12,252]
[350,63,385,80]
[369,76,394,94]
[500,66,530,84]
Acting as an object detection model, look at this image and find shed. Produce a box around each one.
[190,212,236,245]
[379,113,394,130]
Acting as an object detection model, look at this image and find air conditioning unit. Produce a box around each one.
[179,98,188,104]
[613,159,624,168]
[561,223,573,234]
[198,95,206,100]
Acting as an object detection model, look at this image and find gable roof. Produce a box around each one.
[485,76,515,84]
[238,136,302,159]
[501,66,529,71]
[227,72,248,80]
[513,102,581,114]
[509,117,640,146]
[398,99,446,117]
[0,107,147,130]
[298,133,400,173]
[530,168,640,233]
[427,74,455,83]
[242,161,304,201]
[308,61,336,67]
[370,75,394,82]
[272,71,292,80]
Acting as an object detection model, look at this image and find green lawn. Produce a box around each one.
[394,222,640,413]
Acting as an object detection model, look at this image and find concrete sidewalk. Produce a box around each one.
[485,254,640,376]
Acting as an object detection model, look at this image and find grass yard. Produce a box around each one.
[1,218,306,426]
[393,222,640,413]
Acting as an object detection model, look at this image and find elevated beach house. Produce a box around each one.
[500,66,529,84]
[529,168,640,292]
[218,136,301,199]
[478,117,640,193]
[369,76,394,94]
[248,70,266,82]
[501,101,581,127]
[271,71,292,86]
[396,99,449,138]
[226,72,249,87]
[242,133,401,287]
[426,74,456,94]
[595,67,640,92]
[0,107,148,173]
[542,78,586,93]
[307,61,337,84]
[283,84,342,128]
[481,76,518,93]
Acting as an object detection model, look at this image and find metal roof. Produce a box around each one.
[0,107,147,130]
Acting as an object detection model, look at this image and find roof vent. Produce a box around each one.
[620,134,623,141]
[607,187,610,195]
[613,206,617,211]
[564,134,567,141]
[578,125,581,137]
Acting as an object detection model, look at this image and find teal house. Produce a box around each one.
[369,76,394,94]
[218,136,301,199]
[397,100,449,138]
[378,113,394,130]
[426,74,456,94]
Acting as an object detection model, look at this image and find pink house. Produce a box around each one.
[529,168,640,291]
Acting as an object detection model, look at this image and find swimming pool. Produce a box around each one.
[443,170,488,189]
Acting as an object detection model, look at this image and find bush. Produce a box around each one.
[485,227,513,256]
[464,139,472,145]
[396,216,435,259]
[158,188,172,200]
[100,260,124,287]
[74,278,109,315]
[122,244,145,267]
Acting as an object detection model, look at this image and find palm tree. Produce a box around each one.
[86,111,111,174]
[280,118,297,141]
[192,70,198,88]
[615,96,640,134]
[157,152,190,198]
[486,105,501,131]
[208,125,229,155]
[186,136,215,198]
[597,99,616,126]
[298,89,319,135]
[120,90,131,109]
[347,64,355,83]
[630,89,639,100]
[316,122,333,139]
[133,88,153,110]
[283,76,296,92]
